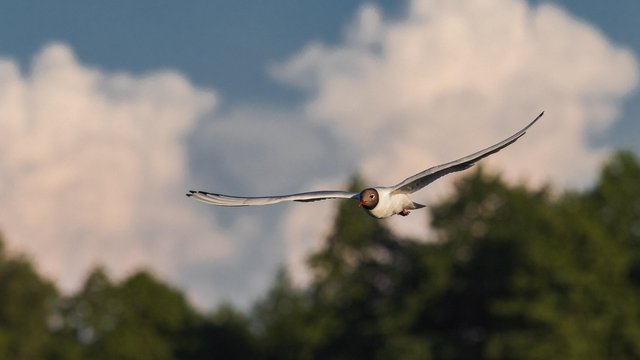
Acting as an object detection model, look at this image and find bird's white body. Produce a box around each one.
[366,188,423,218]
[187,112,544,219]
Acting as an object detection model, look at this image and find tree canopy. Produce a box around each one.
[1,151,640,359]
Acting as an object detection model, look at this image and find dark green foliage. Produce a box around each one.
[183,303,259,360]
[588,151,640,286]
[0,251,260,360]
[57,269,260,360]
[1,152,640,359]
[0,237,59,360]
[428,167,640,359]
[252,269,316,360]
[251,154,640,359]
[66,269,199,359]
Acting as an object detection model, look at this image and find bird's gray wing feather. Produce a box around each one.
[187,190,359,207]
[391,111,544,195]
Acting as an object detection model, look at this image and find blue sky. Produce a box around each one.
[1,1,638,141]
[1,1,397,103]
[0,0,638,308]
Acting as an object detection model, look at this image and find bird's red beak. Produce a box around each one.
[359,200,364,207]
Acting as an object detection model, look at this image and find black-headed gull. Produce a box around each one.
[188,112,543,218]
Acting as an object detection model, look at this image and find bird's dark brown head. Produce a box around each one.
[359,188,379,210]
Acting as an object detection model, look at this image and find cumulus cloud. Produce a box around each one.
[0,43,231,307]
[189,105,353,196]
[1,0,638,307]
[187,105,356,302]
[274,0,638,241]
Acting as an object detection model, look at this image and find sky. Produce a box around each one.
[0,0,638,309]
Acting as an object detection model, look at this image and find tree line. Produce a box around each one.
[1,151,639,359]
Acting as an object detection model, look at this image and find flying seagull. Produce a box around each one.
[188,112,544,218]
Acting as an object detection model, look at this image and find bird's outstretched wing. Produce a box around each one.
[391,111,544,195]
[187,190,359,207]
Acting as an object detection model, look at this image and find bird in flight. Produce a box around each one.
[188,112,543,218]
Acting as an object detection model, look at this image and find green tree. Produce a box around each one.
[265,157,640,359]
[0,234,62,360]
[187,303,260,359]
[304,176,421,359]
[59,268,205,360]
[423,164,640,359]
[588,151,640,284]
[2,151,639,360]
[252,268,316,360]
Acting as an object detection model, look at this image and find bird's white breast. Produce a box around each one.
[367,188,414,218]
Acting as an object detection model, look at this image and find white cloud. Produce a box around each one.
[187,105,357,302]
[189,105,353,195]
[280,180,344,287]
[1,0,638,309]
[274,0,638,241]
[0,43,231,307]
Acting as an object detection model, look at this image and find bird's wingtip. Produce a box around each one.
[528,111,545,127]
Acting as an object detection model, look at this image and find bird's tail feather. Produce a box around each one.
[411,202,426,209]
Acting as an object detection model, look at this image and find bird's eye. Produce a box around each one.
[370,194,375,199]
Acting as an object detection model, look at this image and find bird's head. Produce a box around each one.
[359,188,379,210]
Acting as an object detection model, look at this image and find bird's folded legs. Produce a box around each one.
[399,209,410,216]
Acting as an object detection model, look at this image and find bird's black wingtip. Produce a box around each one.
[186,190,196,197]
[527,111,545,128]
